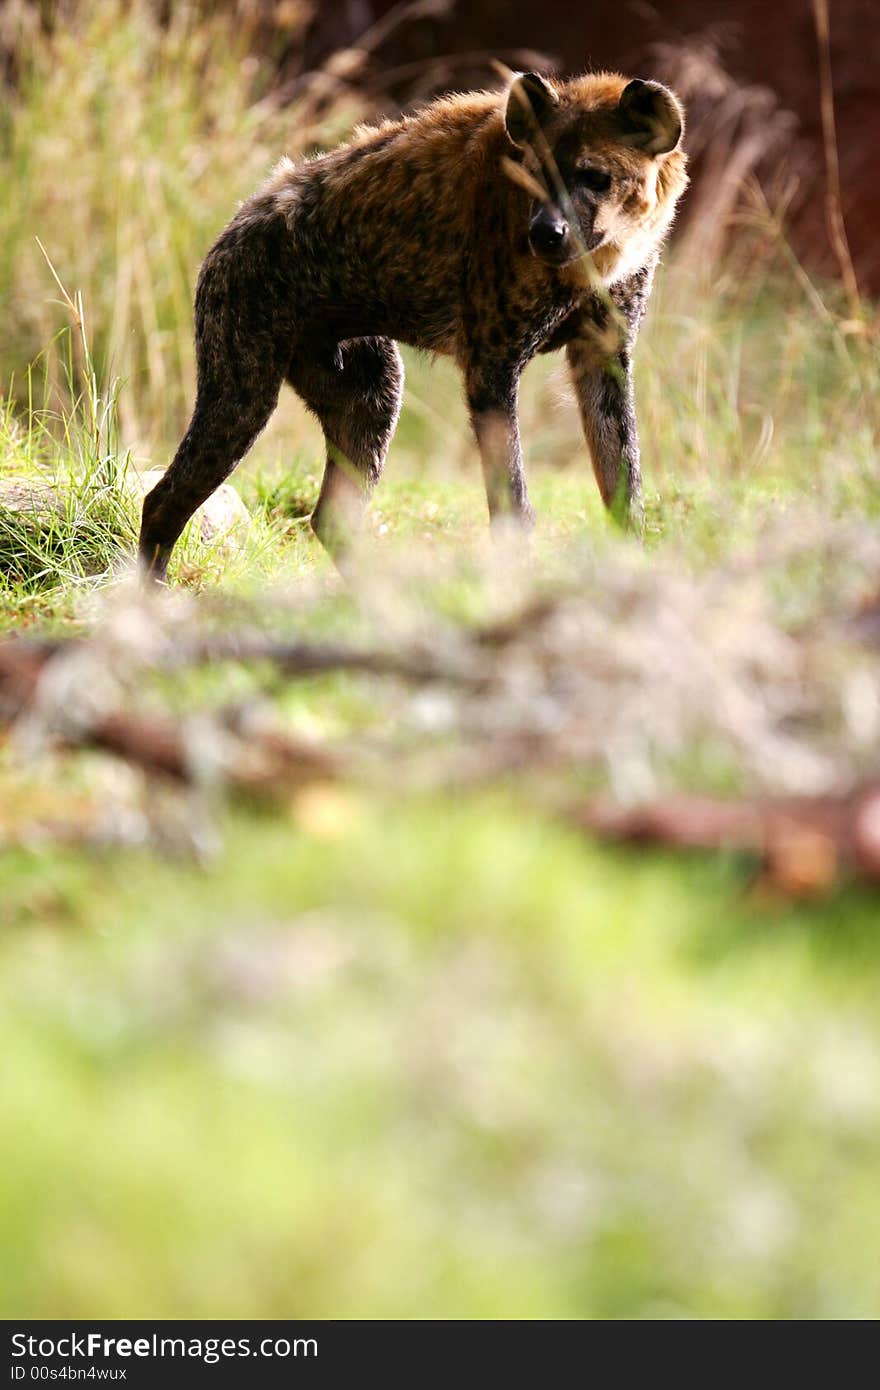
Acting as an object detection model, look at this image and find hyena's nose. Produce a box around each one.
[528,208,568,257]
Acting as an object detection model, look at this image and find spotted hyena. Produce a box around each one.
[139,70,688,580]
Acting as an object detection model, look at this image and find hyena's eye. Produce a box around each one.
[576,167,612,193]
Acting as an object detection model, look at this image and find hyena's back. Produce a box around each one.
[229,95,506,352]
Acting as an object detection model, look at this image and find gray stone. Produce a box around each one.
[134,469,251,551]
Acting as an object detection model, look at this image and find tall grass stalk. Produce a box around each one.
[0,247,136,596]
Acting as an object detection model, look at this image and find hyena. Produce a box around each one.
[139,70,688,580]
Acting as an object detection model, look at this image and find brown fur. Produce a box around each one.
[139,71,688,580]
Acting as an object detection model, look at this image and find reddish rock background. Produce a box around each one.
[304,0,880,296]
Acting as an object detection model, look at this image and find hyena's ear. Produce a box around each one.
[617,79,683,155]
[505,72,559,146]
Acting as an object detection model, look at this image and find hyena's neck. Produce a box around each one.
[592,228,665,287]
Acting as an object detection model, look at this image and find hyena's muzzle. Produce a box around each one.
[527,198,603,266]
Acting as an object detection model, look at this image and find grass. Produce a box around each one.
[2,0,880,1321]
[4,799,880,1319]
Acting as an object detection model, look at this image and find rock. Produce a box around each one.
[0,478,61,516]
[133,469,251,551]
[0,471,251,558]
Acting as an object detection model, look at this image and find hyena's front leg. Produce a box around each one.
[464,360,534,527]
[566,339,644,532]
[566,264,656,532]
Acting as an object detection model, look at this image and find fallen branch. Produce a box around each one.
[0,630,484,691]
[3,556,880,894]
[0,636,341,792]
[161,632,483,686]
[572,786,880,895]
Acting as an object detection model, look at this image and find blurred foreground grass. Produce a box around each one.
[4,798,880,1319]
[2,0,880,1320]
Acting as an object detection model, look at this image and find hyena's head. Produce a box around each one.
[504,71,688,273]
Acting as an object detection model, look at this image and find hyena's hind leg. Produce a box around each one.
[288,337,403,558]
[139,379,283,582]
[139,219,292,582]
